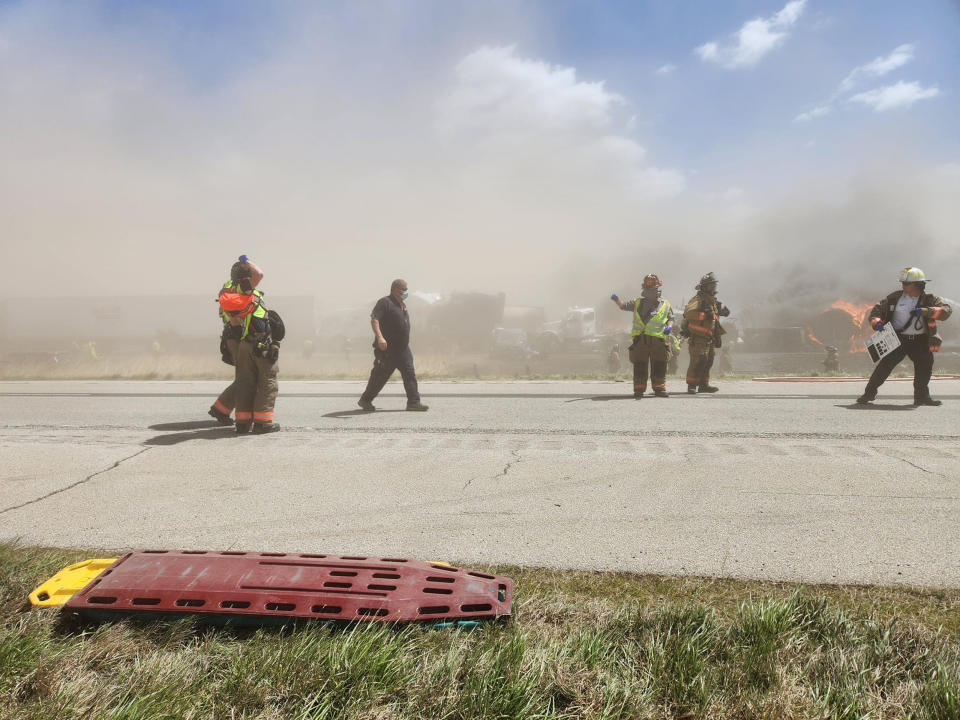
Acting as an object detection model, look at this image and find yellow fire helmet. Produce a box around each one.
[898,267,927,283]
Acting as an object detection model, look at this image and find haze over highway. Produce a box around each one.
[2,379,958,587]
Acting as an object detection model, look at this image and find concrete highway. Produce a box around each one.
[1,379,958,587]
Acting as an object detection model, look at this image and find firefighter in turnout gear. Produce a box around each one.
[217,257,280,434]
[209,256,264,424]
[682,272,729,394]
[611,273,674,398]
[856,267,952,406]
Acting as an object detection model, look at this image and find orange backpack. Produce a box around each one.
[218,291,258,318]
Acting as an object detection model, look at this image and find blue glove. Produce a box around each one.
[910,308,924,318]
[872,321,884,331]
[664,326,672,335]
[239,254,249,263]
[610,294,619,302]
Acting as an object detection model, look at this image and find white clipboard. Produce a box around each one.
[864,324,900,364]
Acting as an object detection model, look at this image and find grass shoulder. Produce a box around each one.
[2,543,958,719]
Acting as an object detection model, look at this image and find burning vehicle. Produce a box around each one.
[806,300,874,353]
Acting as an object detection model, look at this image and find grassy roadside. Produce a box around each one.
[2,544,959,719]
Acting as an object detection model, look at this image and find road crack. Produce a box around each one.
[0,447,151,516]
[876,449,946,478]
[496,450,522,480]
[896,457,940,476]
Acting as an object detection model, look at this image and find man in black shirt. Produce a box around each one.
[358,279,429,411]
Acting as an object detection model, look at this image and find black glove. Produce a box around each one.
[717,303,730,317]
[266,344,279,364]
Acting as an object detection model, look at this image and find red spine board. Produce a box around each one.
[64,550,512,623]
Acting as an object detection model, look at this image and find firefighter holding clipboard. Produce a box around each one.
[857,267,952,406]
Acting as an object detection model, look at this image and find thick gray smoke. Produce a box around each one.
[545,164,960,328]
[0,2,956,343]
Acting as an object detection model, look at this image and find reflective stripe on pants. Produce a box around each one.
[235,341,279,425]
[686,337,714,385]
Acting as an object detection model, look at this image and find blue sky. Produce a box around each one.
[1,0,958,305]
[10,0,953,193]
[530,0,959,189]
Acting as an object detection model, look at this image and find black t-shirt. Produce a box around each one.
[371,295,410,348]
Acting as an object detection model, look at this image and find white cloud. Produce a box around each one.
[695,0,806,69]
[655,63,676,75]
[837,44,914,94]
[695,42,719,63]
[773,0,806,26]
[794,105,831,122]
[848,81,940,112]
[437,45,685,197]
[793,43,923,123]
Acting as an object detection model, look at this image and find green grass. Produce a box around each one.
[2,543,959,719]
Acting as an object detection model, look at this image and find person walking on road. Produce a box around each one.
[209,255,263,424]
[611,273,674,398]
[682,272,729,394]
[358,279,428,412]
[217,257,281,434]
[857,267,952,406]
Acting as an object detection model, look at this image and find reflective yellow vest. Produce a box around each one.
[218,281,266,339]
[632,299,671,338]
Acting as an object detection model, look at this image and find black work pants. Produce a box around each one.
[864,336,934,399]
[361,346,421,405]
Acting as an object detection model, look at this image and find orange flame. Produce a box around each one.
[807,300,874,352]
[827,300,873,329]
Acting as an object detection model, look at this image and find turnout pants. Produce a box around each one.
[864,335,934,400]
[212,338,239,416]
[235,339,279,426]
[629,335,668,394]
[686,337,715,387]
[360,346,421,405]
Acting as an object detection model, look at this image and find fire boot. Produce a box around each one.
[687,385,697,394]
[855,391,876,405]
[252,422,281,434]
[235,423,251,434]
[697,384,719,393]
[654,389,669,398]
[913,395,942,407]
[208,406,233,425]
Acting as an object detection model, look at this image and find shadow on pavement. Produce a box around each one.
[323,409,408,418]
[565,395,635,403]
[836,403,917,411]
[148,420,226,431]
[568,394,736,402]
[144,426,238,446]
[566,394,960,403]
